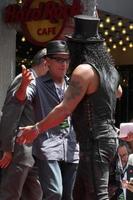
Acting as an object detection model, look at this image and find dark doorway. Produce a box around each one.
[115,65,133,127]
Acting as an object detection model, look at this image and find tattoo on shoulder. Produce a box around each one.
[67,79,83,100]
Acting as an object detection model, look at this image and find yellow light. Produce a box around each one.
[122,47,126,51]
[113,44,117,49]
[125,35,130,41]
[16,0,23,4]
[129,42,133,48]
[105,16,111,23]
[111,25,116,32]
[104,30,109,36]
[107,48,111,52]
[103,42,107,46]
[21,36,26,42]
[118,20,123,27]
[129,23,133,30]
[19,0,22,3]
[122,28,126,34]
[108,37,113,43]
[99,22,104,28]
[119,40,123,46]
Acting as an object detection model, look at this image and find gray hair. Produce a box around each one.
[32,48,47,65]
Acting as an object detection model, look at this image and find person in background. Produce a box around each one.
[16,15,122,200]
[120,118,133,143]
[0,48,48,200]
[128,118,133,151]
[116,140,133,200]
[14,40,79,200]
[128,138,133,153]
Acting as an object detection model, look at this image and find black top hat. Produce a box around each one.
[66,15,104,43]
[46,40,69,55]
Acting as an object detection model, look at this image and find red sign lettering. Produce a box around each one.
[4,0,82,46]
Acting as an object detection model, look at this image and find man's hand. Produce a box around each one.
[0,152,13,168]
[15,65,33,101]
[21,65,33,88]
[122,179,133,192]
[127,182,133,192]
[16,125,38,144]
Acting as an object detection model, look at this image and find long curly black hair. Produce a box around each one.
[67,41,115,77]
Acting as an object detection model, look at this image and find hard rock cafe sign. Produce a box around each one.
[4,0,82,46]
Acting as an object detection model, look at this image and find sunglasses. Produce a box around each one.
[48,56,70,64]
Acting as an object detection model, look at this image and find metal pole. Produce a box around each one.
[81,0,97,16]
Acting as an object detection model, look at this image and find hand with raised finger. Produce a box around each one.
[15,65,34,101]
[21,65,33,87]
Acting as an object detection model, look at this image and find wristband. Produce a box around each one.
[34,123,40,135]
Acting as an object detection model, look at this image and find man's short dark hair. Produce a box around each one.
[118,139,131,154]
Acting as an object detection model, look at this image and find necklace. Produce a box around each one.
[54,81,66,101]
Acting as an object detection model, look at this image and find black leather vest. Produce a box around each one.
[72,64,119,145]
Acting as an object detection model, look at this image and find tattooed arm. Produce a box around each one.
[17,64,98,144]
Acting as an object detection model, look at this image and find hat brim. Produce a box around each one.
[65,35,105,43]
[47,52,69,56]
